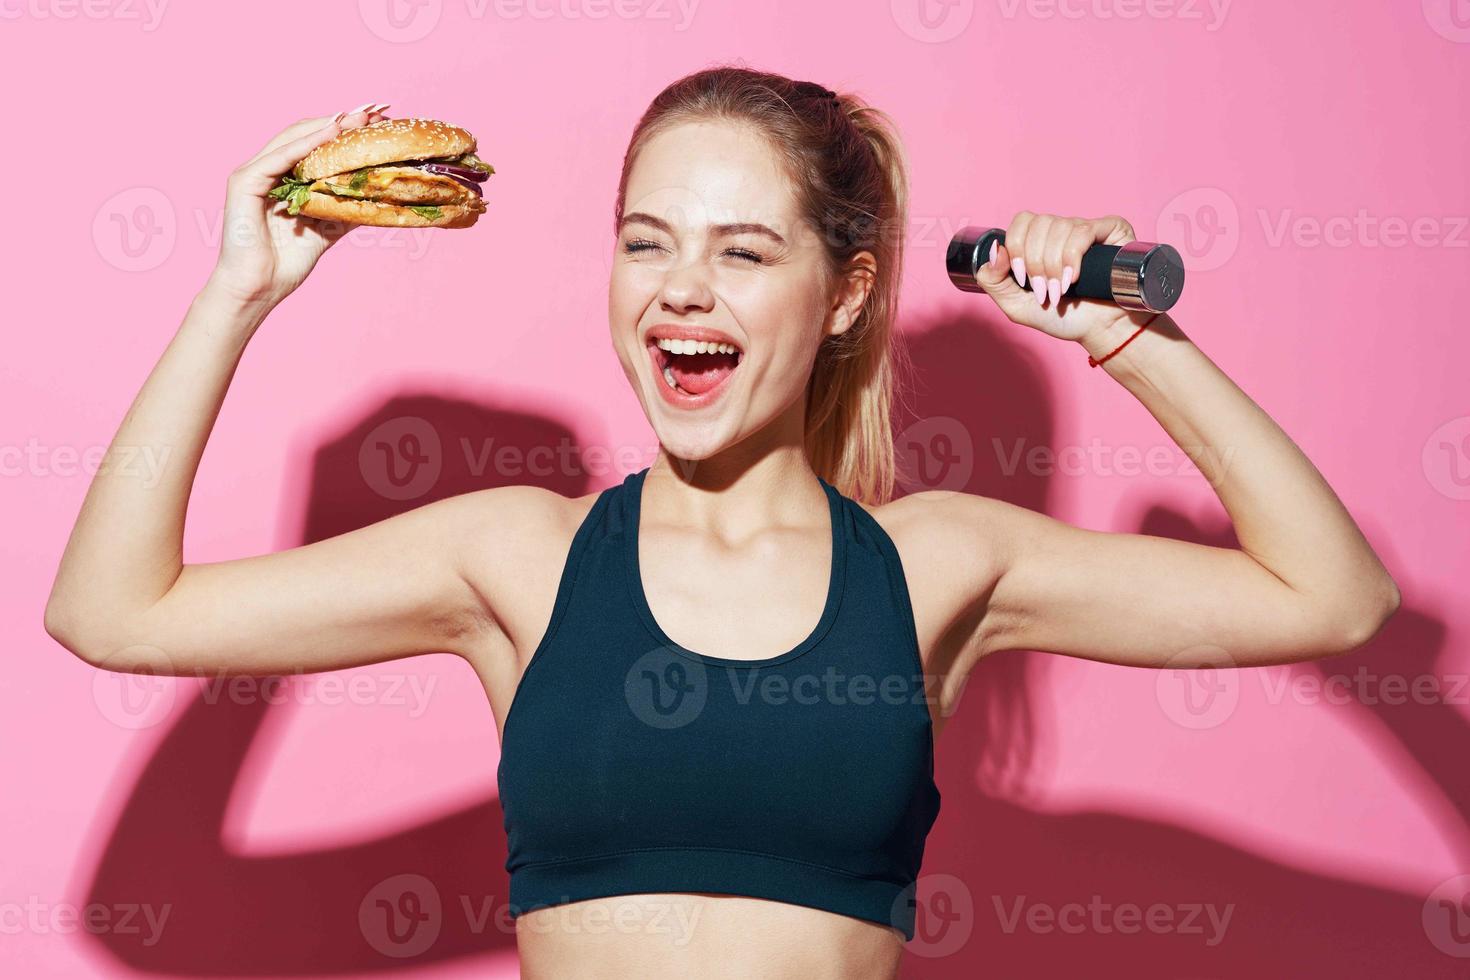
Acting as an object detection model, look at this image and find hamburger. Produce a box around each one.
[268,117,492,228]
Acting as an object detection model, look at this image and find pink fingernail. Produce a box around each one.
[1061,265,1073,296]
[988,239,997,268]
[1032,277,1046,306]
[1011,257,1026,289]
[1047,277,1060,306]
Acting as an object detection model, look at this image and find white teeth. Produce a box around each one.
[656,337,740,356]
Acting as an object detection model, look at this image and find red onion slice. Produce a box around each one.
[418,162,490,183]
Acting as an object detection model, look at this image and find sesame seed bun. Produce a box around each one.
[296,193,485,229]
[293,118,478,182]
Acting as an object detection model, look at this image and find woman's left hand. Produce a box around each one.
[972,211,1157,344]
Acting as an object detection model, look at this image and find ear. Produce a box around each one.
[825,250,878,339]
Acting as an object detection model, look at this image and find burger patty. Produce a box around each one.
[310,166,480,207]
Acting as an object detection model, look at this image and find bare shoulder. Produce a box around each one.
[450,482,602,658]
[854,489,1024,681]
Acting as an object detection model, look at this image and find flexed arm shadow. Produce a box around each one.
[79,394,599,973]
[896,306,1466,977]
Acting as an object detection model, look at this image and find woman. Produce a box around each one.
[45,67,1400,978]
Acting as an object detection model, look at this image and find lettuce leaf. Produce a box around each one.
[409,205,444,220]
[267,176,314,215]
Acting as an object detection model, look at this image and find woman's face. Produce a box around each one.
[609,118,861,462]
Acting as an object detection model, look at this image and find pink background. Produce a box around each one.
[5,0,1469,975]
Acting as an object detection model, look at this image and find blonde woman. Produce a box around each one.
[46,67,1399,979]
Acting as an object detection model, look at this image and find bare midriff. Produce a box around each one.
[513,891,907,980]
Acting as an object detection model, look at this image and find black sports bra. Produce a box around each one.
[496,466,942,939]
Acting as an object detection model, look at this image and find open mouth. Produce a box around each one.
[648,337,744,401]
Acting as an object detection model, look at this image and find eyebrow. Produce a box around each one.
[619,211,788,247]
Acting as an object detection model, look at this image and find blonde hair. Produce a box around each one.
[613,64,914,506]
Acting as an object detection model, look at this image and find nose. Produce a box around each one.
[657,256,716,314]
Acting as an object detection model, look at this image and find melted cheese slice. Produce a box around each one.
[310,166,476,206]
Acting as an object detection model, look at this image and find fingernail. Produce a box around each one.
[1032,276,1046,306]
[330,111,346,125]
[367,103,391,113]
[1047,277,1060,306]
[346,101,376,115]
[1061,265,1073,296]
[988,239,997,268]
[1011,258,1026,289]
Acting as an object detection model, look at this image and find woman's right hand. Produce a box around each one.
[203,104,390,308]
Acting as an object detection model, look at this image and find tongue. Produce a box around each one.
[670,352,738,395]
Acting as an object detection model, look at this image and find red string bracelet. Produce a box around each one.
[1087,322,1149,368]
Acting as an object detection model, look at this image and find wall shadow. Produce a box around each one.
[898,304,1464,977]
[76,316,1463,976]
[78,396,592,973]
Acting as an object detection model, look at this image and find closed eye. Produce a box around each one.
[623,238,766,264]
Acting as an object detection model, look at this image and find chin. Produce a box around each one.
[647,418,733,464]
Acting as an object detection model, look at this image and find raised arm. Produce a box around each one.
[42,108,508,677]
[944,212,1400,671]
